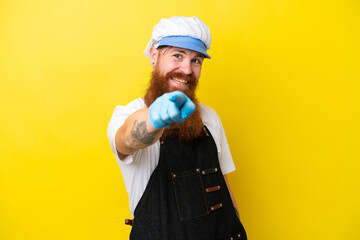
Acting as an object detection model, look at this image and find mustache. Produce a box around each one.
[165,71,196,83]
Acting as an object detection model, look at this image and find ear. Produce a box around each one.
[149,46,159,65]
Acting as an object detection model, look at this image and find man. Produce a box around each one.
[107,16,247,239]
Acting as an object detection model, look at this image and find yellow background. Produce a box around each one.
[1,0,359,239]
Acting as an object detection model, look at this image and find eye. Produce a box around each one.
[192,58,202,64]
[173,54,181,59]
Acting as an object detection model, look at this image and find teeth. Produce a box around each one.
[172,77,188,84]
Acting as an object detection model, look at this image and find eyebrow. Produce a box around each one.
[172,48,204,58]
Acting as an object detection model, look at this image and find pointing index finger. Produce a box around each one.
[180,100,195,119]
[169,91,187,108]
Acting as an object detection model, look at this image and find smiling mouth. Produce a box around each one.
[171,77,189,85]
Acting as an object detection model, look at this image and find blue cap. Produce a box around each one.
[158,36,211,59]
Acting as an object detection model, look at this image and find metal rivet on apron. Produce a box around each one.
[205,185,221,193]
[125,219,133,226]
[196,168,200,172]
[201,167,219,175]
[210,203,223,211]
[238,233,241,237]
[172,174,176,178]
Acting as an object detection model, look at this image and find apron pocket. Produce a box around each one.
[171,168,209,221]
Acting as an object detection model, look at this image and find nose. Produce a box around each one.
[180,60,193,75]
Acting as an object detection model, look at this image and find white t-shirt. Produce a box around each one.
[107,98,235,217]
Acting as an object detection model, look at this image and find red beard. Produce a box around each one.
[144,66,203,141]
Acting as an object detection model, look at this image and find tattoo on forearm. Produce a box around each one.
[130,120,162,147]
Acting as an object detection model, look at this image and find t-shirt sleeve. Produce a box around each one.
[107,99,144,165]
[217,117,236,175]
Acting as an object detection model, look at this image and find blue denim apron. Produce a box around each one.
[130,126,247,239]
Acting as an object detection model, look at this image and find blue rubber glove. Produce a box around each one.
[149,91,196,128]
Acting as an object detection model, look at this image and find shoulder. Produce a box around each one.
[107,97,146,139]
[109,97,147,121]
[198,102,219,118]
[198,102,223,147]
[198,102,221,127]
[113,97,147,114]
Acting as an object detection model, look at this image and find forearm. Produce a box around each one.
[115,108,164,157]
[115,91,195,159]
